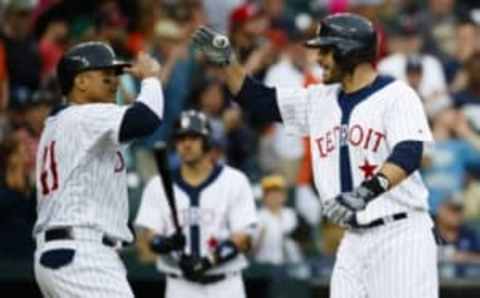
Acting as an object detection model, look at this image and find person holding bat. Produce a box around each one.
[134,110,258,298]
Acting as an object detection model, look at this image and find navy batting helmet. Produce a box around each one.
[174,110,212,149]
[57,41,131,95]
[305,13,377,69]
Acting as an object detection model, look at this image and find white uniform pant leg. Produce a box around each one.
[166,275,245,298]
[366,218,439,298]
[34,240,134,298]
[330,233,368,298]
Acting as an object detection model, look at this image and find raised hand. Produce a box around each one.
[192,27,236,66]
[124,52,161,79]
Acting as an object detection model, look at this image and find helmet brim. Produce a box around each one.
[304,37,363,54]
[82,60,132,74]
[304,37,335,48]
[174,130,208,139]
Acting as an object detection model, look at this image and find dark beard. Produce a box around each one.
[323,67,344,84]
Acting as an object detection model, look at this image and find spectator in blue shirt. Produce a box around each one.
[422,108,480,213]
[436,194,480,278]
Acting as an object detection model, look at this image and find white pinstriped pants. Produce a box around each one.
[34,236,134,298]
[330,213,439,298]
[165,275,246,298]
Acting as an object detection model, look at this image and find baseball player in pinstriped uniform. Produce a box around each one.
[33,42,164,297]
[135,110,258,298]
[193,12,438,298]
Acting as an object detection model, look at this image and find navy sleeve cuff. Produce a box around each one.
[234,76,282,122]
[386,141,424,175]
[119,102,162,143]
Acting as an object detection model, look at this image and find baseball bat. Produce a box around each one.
[152,142,181,234]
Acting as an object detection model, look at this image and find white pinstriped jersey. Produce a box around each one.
[135,165,258,275]
[275,75,434,224]
[34,103,133,242]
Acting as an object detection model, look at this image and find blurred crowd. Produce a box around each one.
[1,0,480,281]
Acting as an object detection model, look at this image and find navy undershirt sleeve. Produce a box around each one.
[119,102,161,143]
[234,76,282,122]
[386,141,424,175]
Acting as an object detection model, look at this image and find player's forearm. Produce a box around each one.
[136,78,164,119]
[230,232,252,253]
[377,162,408,189]
[135,229,158,263]
[224,62,247,96]
[360,141,422,201]
[382,140,423,188]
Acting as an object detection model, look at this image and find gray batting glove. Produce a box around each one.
[323,187,371,227]
[192,27,236,66]
[336,186,371,211]
[323,199,355,227]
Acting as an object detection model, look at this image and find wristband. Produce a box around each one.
[361,173,390,202]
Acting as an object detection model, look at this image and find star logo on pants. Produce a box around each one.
[359,159,377,179]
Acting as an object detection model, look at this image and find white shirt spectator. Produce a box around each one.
[378,53,451,116]
[264,58,323,160]
[254,207,303,265]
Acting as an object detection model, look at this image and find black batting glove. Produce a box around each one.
[150,232,186,254]
[179,255,213,281]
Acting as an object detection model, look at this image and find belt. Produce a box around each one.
[44,227,123,248]
[167,272,238,285]
[352,212,407,229]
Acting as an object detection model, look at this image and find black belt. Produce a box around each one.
[167,273,231,285]
[352,212,407,229]
[44,227,123,248]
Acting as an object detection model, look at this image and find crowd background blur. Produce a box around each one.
[1,0,480,296]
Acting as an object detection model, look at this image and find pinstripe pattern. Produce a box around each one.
[34,78,164,296]
[165,275,246,298]
[276,79,434,223]
[34,104,132,241]
[331,213,438,298]
[34,238,133,298]
[275,76,438,297]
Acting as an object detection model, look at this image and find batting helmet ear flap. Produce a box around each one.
[57,56,88,95]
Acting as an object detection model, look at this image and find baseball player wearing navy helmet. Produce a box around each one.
[193,12,438,298]
[34,42,166,297]
[135,110,258,298]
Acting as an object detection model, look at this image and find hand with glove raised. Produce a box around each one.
[192,27,237,66]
